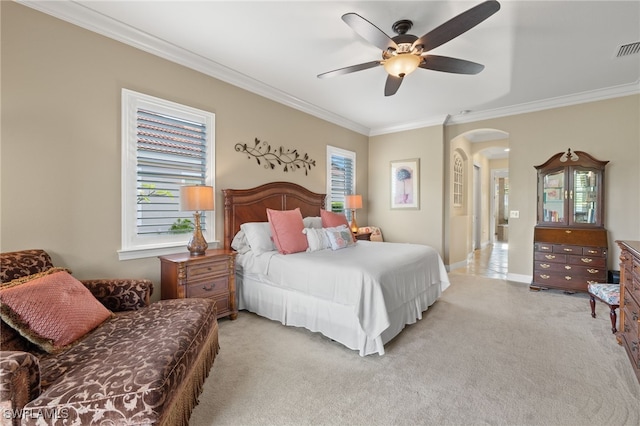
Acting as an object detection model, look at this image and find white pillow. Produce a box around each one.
[325,226,356,251]
[303,227,330,252]
[240,222,276,255]
[230,230,251,254]
[302,216,323,229]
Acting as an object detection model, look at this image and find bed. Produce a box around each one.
[223,181,450,356]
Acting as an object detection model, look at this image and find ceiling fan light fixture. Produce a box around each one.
[383,54,421,77]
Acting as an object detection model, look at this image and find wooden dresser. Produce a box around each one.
[532,150,609,292]
[159,249,237,320]
[617,240,640,383]
[532,227,608,292]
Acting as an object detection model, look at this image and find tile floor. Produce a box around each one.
[453,242,508,279]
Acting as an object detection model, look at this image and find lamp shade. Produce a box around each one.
[345,195,363,210]
[180,185,214,211]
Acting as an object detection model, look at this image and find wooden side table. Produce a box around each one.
[159,249,237,320]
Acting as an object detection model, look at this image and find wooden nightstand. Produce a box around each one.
[159,249,237,320]
[354,232,372,241]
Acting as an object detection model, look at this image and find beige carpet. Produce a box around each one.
[189,273,640,425]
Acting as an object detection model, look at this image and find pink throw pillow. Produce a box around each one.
[320,210,355,242]
[0,270,112,353]
[267,208,308,254]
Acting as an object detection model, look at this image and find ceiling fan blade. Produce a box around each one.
[317,61,382,79]
[413,0,501,53]
[384,75,403,96]
[419,55,485,74]
[342,13,398,52]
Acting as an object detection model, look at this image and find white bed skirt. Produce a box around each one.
[237,272,442,356]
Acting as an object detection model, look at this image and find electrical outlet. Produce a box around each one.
[509,210,520,219]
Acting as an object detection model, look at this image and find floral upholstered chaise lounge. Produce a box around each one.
[0,249,219,425]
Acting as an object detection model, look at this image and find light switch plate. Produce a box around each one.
[509,210,519,219]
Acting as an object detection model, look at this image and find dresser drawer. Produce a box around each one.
[535,243,554,252]
[633,259,640,283]
[567,255,606,268]
[534,262,571,273]
[187,259,229,279]
[534,252,567,263]
[553,244,582,254]
[533,265,604,281]
[583,247,606,256]
[620,299,639,371]
[572,266,607,281]
[532,272,587,291]
[186,276,230,298]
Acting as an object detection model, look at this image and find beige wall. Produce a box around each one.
[1,2,368,299]
[368,126,445,254]
[446,95,640,280]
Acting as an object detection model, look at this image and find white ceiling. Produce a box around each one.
[22,1,640,139]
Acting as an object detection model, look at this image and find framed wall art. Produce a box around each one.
[390,158,419,209]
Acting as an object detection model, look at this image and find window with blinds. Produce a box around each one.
[326,146,356,219]
[136,109,207,236]
[120,89,215,260]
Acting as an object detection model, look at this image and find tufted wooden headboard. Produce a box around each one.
[222,181,326,250]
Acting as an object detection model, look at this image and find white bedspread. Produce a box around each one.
[237,241,449,347]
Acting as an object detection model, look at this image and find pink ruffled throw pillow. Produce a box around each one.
[0,270,112,353]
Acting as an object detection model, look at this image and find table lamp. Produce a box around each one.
[344,194,363,234]
[180,185,214,256]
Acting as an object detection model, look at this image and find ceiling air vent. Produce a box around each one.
[616,41,640,57]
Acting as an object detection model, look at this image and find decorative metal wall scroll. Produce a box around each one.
[235,138,316,175]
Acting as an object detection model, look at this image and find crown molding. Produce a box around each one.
[19,0,371,136]
[19,1,640,138]
[369,115,450,137]
[445,81,640,125]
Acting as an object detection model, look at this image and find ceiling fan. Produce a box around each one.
[317,0,501,96]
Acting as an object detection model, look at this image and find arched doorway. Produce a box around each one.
[447,128,509,279]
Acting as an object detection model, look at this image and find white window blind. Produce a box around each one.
[326,146,356,218]
[136,108,207,235]
[120,89,215,260]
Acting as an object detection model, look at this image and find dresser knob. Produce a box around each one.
[540,264,550,269]
[581,258,593,263]
[202,284,214,292]
[564,265,572,270]
[587,269,599,274]
[540,274,550,279]
[563,248,573,252]
[564,276,572,280]
[587,250,597,254]
[545,255,556,260]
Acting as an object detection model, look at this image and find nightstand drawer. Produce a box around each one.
[187,260,229,279]
[159,249,237,320]
[186,276,229,298]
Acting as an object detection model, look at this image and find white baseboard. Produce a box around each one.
[446,259,469,272]
[506,273,531,284]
